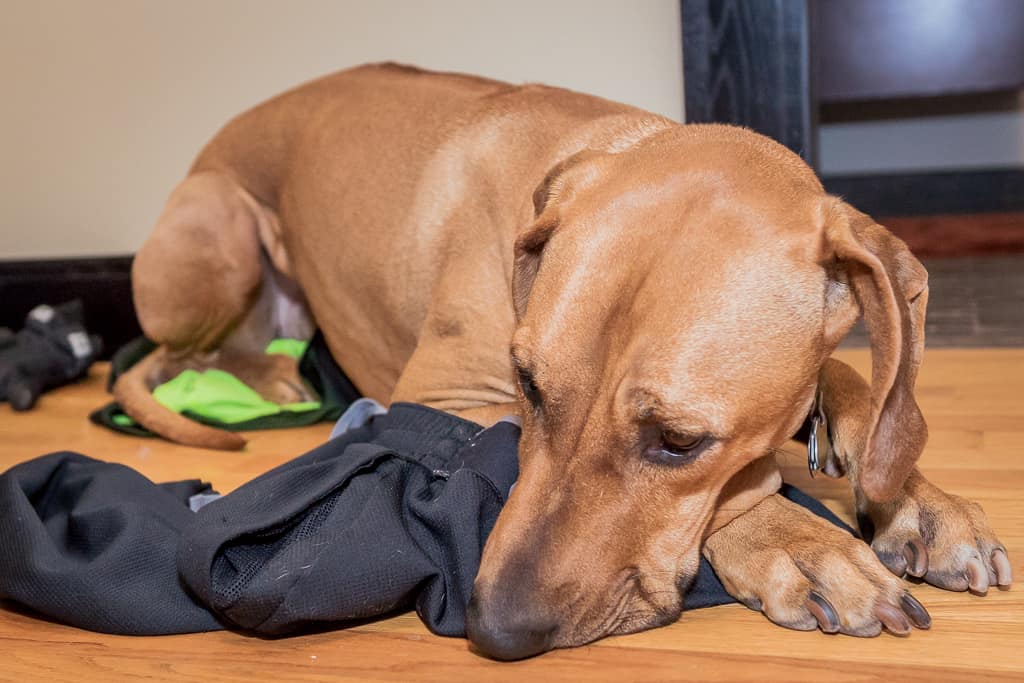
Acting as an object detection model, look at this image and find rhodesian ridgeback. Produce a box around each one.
[117,64,1011,659]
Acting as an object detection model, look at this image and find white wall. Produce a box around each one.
[0,0,683,259]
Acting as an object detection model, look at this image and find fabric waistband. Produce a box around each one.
[370,403,519,496]
[376,402,484,442]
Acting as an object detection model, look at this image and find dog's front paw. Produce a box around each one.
[704,494,931,636]
[858,471,1012,594]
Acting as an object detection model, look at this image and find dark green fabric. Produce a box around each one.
[90,331,360,437]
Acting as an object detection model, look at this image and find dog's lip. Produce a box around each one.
[558,567,668,647]
[568,575,639,646]
[612,604,678,636]
[553,552,700,647]
[596,570,687,641]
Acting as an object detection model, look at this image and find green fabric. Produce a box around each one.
[111,413,135,427]
[150,368,321,425]
[93,399,344,435]
[90,333,354,437]
[264,338,308,359]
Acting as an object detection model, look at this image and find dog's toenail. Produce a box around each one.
[991,548,1013,587]
[966,556,990,594]
[805,591,840,633]
[899,593,931,629]
[873,602,911,636]
[903,539,928,577]
[876,549,907,577]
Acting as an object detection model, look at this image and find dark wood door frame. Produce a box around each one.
[681,0,817,167]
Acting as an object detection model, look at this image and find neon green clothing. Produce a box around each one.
[151,368,320,424]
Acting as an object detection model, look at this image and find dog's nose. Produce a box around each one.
[464,594,557,661]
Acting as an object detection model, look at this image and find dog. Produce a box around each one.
[117,64,1012,659]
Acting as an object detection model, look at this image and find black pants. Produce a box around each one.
[0,403,850,637]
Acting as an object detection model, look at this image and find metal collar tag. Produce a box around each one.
[808,388,832,477]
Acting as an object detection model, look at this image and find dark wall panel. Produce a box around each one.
[823,169,1024,217]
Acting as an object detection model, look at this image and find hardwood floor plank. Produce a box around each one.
[0,348,1020,681]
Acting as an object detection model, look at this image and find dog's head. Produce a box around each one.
[466,125,929,659]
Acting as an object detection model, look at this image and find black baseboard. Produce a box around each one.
[0,256,139,360]
[823,168,1024,217]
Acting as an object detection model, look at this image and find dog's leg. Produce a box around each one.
[453,403,520,428]
[116,171,311,449]
[703,456,930,636]
[820,358,1012,592]
[704,493,930,635]
[388,256,520,418]
[704,456,783,536]
[705,356,1010,635]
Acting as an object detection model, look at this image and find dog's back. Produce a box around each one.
[191,63,661,401]
[121,64,671,444]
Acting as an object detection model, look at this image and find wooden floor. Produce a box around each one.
[1,349,1021,682]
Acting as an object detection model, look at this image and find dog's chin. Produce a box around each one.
[610,604,682,637]
[549,605,681,653]
[553,582,689,651]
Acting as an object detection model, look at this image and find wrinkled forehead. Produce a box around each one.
[526,173,826,333]
[625,247,824,430]
[520,185,826,428]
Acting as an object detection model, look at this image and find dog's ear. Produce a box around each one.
[822,199,929,502]
[512,214,558,322]
[513,150,605,321]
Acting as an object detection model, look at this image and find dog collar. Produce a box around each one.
[807,388,833,477]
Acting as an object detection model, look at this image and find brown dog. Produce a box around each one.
[118,64,1011,659]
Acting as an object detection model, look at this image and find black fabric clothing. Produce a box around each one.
[181,404,516,636]
[1,404,518,636]
[89,331,360,436]
[0,403,851,637]
[0,453,224,634]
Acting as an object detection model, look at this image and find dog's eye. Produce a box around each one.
[644,432,709,466]
[516,367,542,408]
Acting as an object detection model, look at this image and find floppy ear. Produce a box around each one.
[822,200,929,502]
[512,150,604,321]
[512,215,558,322]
